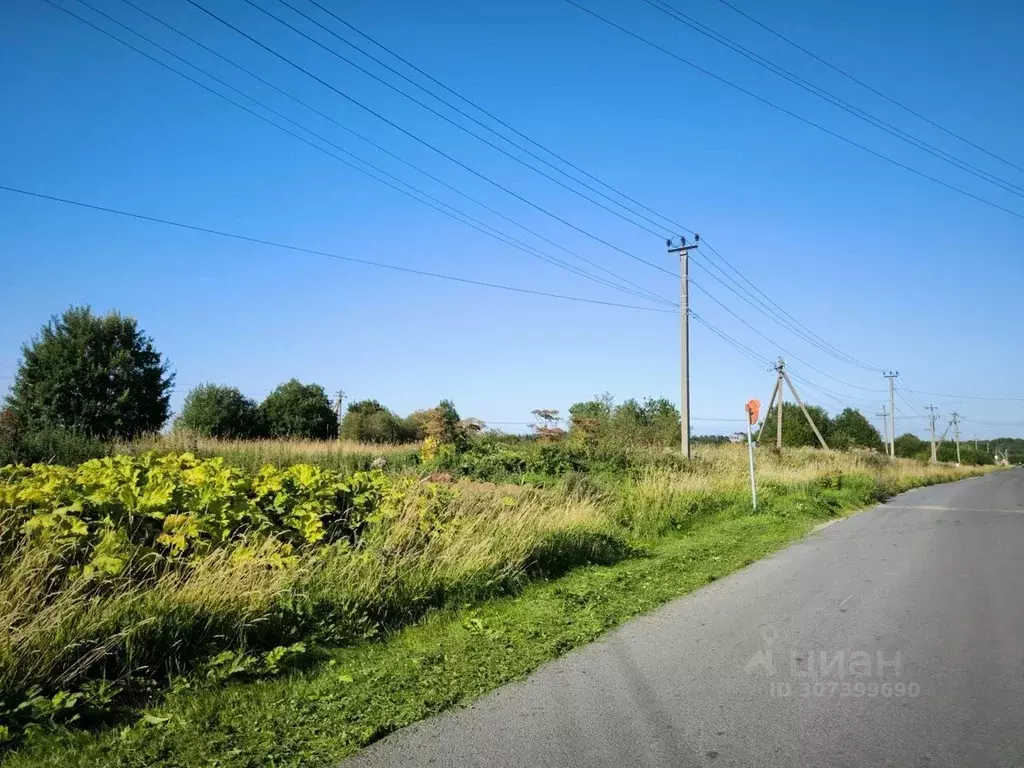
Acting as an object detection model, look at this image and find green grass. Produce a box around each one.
[3,471,962,768]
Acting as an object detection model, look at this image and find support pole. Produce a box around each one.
[926,405,938,463]
[781,369,829,449]
[883,372,898,457]
[746,414,758,511]
[775,359,785,450]
[952,412,961,465]
[667,236,699,459]
[756,376,780,445]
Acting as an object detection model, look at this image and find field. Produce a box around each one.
[0,437,993,766]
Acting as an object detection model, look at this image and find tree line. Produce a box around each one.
[0,307,1007,467]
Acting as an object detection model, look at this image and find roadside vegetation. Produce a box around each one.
[0,307,1001,765]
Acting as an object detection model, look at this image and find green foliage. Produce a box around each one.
[894,433,927,458]
[340,400,416,444]
[176,384,264,439]
[0,425,109,467]
[830,408,884,451]
[0,454,399,574]
[6,307,173,439]
[567,394,679,448]
[260,380,338,439]
[760,403,832,448]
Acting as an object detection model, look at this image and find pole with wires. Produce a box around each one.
[883,372,898,457]
[668,235,700,459]
[926,405,939,462]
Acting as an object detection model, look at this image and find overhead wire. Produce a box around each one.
[0,184,676,314]
[562,0,1024,223]
[183,0,680,279]
[110,0,673,306]
[53,0,674,308]
[233,0,885,375]
[261,0,683,240]
[640,0,1024,200]
[299,0,884,372]
[709,0,1024,178]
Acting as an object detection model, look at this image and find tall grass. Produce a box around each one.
[121,433,421,474]
[0,443,991,737]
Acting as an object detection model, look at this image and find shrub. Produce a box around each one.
[176,384,265,439]
[340,400,416,444]
[260,380,338,439]
[6,306,173,439]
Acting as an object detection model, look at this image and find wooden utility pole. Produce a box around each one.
[926,405,938,462]
[756,360,784,448]
[667,235,699,459]
[951,412,962,464]
[333,389,346,433]
[883,372,898,458]
[877,405,889,456]
[756,359,829,450]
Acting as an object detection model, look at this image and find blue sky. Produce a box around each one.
[2,0,1022,439]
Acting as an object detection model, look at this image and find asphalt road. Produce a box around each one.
[345,469,1024,768]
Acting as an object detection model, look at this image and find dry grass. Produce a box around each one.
[121,434,421,473]
[0,442,991,730]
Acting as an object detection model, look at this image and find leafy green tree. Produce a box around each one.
[760,403,832,448]
[568,395,613,445]
[260,380,338,439]
[6,306,173,438]
[894,433,927,458]
[177,384,264,439]
[830,408,884,450]
[340,399,412,443]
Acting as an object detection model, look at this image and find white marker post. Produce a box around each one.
[745,399,760,511]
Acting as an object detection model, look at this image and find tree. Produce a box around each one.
[759,403,832,448]
[340,399,413,444]
[260,380,338,439]
[830,408,884,451]
[531,409,565,442]
[894,433,927,458]
[177,384,264,439]
[568,394,614,445]
[6,306,173,438]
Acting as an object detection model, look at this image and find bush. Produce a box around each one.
[0,409,109,466]
[340,400,416,444]
[260,380,338,439]
[176,384,265,439]
[6,306,173,439]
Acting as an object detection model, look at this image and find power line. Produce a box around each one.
[183,0,679,279]
[902,387,1024,403]
[304,0,696,238]
[262,0,681,241]
[687,279,885,393]
[689,252,879,371]
[710,0,1024,178]
[57,0,673,308]
[562,0,1024,223]
[298,0,883,372]
[0,183,676,314]
[110,0,672,305]
[640,0,1024,200]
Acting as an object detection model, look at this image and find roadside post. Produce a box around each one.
[745,399,760,511]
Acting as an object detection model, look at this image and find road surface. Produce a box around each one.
[345,469,1024,768]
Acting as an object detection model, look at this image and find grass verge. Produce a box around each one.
[2,464,982,768]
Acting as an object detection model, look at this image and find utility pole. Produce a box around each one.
[756,359,829,450]
[883,371,898,458]
[756,358,785,449]
[668,235,699,459]
[877,405,889,454]
[926,405,938,463]
[951,412,961,465]
[333,389,346,433]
